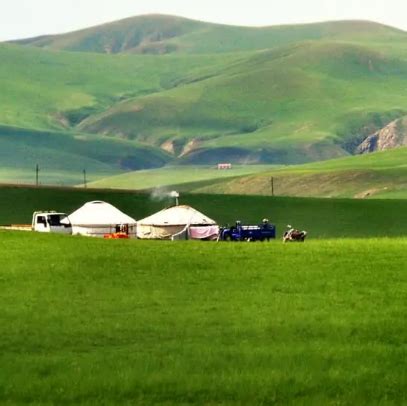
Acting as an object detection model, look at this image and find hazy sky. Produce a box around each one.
[1,0,407,41]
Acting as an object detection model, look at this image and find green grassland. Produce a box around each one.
[1,187,406,403]
[87,165,277,190]
[1,185,407,238]
[0,125,172,185]
[1,232,406,404]
[187,147,407,198]
[2,15,407,183]
[85,148,407,199]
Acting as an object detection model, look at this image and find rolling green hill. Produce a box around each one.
[2,15,407,185]
[78,41,407,164]
[82,147,407,199]
[0,42,237,129]
[12,14,406,55]
[86,165,277,190]
[0,42,238,183]
[185,147,407,198]
[0,125,171,185]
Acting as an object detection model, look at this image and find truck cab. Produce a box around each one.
[220,220,276,241]
[32,212,72,234]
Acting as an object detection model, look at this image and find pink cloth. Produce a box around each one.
[189,225,219,240]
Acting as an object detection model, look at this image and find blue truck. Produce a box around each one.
[220,219,276,241]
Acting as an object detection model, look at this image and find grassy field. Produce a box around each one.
[86,148,407,199]
[87,165,277,190]
[185,147,407,199]
[1,185,407,238]
[1,232,406,404]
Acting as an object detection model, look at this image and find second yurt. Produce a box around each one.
[137,205,218,240]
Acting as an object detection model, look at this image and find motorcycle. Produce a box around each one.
[283,225,307,242]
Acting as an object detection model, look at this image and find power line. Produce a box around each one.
[35,164,39,187]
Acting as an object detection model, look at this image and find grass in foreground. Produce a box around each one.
[0,233,406,404]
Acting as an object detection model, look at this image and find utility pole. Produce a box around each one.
[35,164,39,187]
[83,169,87,188]
[271,176,274,196]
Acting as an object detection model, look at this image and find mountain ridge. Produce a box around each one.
[8,14,406,55]
[11,14,406,40]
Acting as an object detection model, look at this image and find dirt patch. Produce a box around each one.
[354,187,388,199]
[161,140,176,154]
[50,112,70,129]
[179,139,201,157]
[128,104,144,113]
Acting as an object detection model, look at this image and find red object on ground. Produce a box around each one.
[103,232,130,239]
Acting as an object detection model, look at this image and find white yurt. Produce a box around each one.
[137,205,219,240]
[67,201,137,238]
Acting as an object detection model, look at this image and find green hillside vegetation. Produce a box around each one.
[87,165,276,190]
[13,14,406,55]
[188,147,407,198]
[0,42,238,181]
[0,42,237,130]
[79,41,407,163]
[1,232,406,404]
[0,125,171,185]
[2,15,407,182]
[1,185,407,238]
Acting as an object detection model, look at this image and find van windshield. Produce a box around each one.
[47,214,69,226]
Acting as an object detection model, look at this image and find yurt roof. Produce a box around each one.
[138,205,216,226]
[67,201,136,226]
